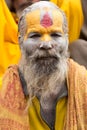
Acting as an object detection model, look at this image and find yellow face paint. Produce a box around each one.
[25,8,64,42]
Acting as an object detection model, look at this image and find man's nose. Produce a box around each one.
[40,34,52,49]
[40,41,52,50]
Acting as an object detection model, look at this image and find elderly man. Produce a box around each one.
[0,1,87,130]
[0,0,84,86]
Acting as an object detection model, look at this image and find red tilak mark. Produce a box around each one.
[41,13,53,28]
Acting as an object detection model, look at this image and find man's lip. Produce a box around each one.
[36,56,58,60]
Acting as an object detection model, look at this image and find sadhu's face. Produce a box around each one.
[22,8,68,74]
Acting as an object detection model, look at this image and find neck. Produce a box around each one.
[38,80,68,129]
[39,80,67,110]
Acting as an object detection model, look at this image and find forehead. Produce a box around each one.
[25,7,63,32]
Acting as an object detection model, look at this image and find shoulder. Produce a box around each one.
[68,58,87,84]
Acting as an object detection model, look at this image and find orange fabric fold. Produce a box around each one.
[64,59,87,130]
[0,0,21,78]
[0,65,30,130]
[0,59,87,129]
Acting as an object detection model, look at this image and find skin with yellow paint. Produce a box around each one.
[21,7,68,63]
[24,8,64,42]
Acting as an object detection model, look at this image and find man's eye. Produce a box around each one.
[28,33,41,38]
[51,33,62,38]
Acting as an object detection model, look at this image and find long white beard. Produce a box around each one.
[19,51,68,109]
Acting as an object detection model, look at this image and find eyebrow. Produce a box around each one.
[27,27,63,33]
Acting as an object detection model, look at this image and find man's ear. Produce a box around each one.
[18,34,24,46]
[64,34,69,51]
[64,34,69,44]
[18,34,21,43]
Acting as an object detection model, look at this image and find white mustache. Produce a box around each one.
[29,49,61,60]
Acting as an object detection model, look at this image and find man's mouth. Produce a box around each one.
[35,56,58,61]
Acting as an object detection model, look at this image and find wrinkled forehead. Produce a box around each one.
[25,7,63,29]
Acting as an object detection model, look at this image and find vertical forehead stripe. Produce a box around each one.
[40,12,53,28]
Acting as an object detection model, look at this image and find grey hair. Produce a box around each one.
[18,1,68,45]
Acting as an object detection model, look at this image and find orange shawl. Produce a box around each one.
[64,59,87,130]
[0,59,87,130]
[0,65,30,130]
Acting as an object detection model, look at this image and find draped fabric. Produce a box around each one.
[0,65,30,130]
[0,0,21,78]
[69,0,87,68]
[0,59,87,129]
[64,59,87,130]
[51,0,84,43]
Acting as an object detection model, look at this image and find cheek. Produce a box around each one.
[23,39,40,53]
[56,37,68,50]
